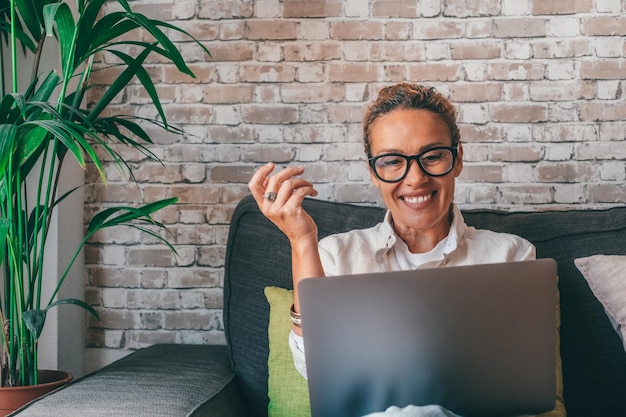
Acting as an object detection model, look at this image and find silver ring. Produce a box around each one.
[264,191,276,202]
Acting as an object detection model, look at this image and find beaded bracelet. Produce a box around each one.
[290,304,302,327]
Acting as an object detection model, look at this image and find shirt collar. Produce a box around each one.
[374,204,467,264]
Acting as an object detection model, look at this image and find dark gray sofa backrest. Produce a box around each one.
[224,195,626,417]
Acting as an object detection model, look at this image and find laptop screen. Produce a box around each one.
[299,259,558,417]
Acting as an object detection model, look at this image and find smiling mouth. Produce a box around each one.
[402,193,433,205]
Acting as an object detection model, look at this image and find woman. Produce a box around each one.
[248,83,563,417]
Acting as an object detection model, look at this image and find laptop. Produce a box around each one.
[298,259,558,417]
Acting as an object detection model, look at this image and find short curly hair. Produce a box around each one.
[362,83,461,157]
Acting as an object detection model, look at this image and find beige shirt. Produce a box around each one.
[290,204,535,378]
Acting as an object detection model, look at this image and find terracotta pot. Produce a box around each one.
[0,370,72,416]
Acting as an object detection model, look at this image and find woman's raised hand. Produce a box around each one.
[248,163,319,246]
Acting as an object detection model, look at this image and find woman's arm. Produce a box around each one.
[248,162,325,336]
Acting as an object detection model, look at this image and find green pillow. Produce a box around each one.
[264,286,311,417]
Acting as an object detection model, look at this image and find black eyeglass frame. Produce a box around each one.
[368,146,459,183]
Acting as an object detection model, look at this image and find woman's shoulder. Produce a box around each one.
[453,207,535,261]
[319,221,386,248]
[461,226,535,261]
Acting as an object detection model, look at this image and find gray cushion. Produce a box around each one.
[11,344,243,417]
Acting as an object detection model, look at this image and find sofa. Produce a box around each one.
[11,195,626,417]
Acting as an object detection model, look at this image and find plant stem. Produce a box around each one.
[9,0,17,93]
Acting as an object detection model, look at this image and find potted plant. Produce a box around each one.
[0,0,209,402]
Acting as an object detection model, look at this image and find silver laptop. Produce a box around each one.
[298,259,558,417]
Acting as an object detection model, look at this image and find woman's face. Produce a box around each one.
[368,108,463,244]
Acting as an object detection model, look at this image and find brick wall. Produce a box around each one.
[84,0,626,359]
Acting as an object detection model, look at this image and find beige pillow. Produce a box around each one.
[574,255,626,351]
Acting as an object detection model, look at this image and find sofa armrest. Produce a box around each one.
[10,344,247,417]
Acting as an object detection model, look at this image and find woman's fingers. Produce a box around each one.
[248,162,275,205]
[249,163,316,208]
[248,163,319,242]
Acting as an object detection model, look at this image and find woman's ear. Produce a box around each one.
[454,143,463,178]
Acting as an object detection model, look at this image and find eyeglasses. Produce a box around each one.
[368,146,459,183]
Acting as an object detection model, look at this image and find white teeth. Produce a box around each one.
[404,194,431,204]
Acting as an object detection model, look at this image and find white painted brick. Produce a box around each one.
[104,330,126,349]
[300,104,330,124]
[597,80,622,99]
[101,246,126,266]
[298,21,330,40]
[214,64,240,84]
[344,0,368,17]
[594,37,624,58]
[323,143,365,161]
[467,184,498,204]
[172,0,196,20]
[462,62,488,81]
[599,122,626,141]
[506,164,535,182]
[212,105,243,125]
[180,291,205,309]
[419,0,443,17]
[465,19,493,38]
[177,330,208,344]
[257,43,283,62]
[182,164,207,183]
[461,144,491,162]
[295,145,324,162]
[296,63,326,82]
[554,184,586,204]
[501,0,530,15]
[504,125,533,142]
[425,42,452,60]
[343,41,370,61]
[546,17,580,37]
[257,125,284,143]
[101,288,127,308]
[600,161,626,180]
[596,0,622,12]
[173,246,197,267]
[502,83,529,101]
[254,0,280,18]
[453,183,470,203]
[549,103,578,123]
[345,162,370,182]
[504,41,532,59]
[545,61,576,80]
[458,103,491,124]
[179,84,204,103]
[544,144,574,161]
[345,83,368,101]
[255,85,280,103]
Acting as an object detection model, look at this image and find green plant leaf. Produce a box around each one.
[87,46,151,120]
[108,48,167,126]
[87,198,178,233]
[0,218,9,266]
[22,309,46,340]
[47,298,100,321]
[25,120,86,167]
[0,123,17,175]
[13,0,47,43]
[0,14,37,53]
[43,2,75,79]
[30,70,61,103]
[117,0,210,74]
